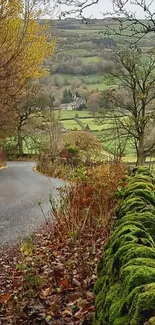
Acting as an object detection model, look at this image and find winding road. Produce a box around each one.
[0,162,64,245]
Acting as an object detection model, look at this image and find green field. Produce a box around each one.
[5,109,140,162]
[58,111,104,131]
[61,28,104,34]
[51,73,114,91]
[61,120,81,130]
[87,83,113,91]
[57,110,93,119]
[62,49,90,57]
[82,56,103,63]
[80,118,104,130]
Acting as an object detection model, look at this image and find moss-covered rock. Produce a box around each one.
[94,167,155,325]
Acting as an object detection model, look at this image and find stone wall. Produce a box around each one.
[94,167,155,325]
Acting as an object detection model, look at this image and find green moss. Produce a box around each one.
[128,174,154,184]
[124,182,155,197]
[94,168,155,325]
[122,265,155,293]
[131,166,153,177]
[123,189,155,206]
[118,196,153,217]
[94,276,107,294]
[124,257,155,269]
[118,212,155,238]
[113,244,155,268]
[131,289,155,325]
[107,223,154,257]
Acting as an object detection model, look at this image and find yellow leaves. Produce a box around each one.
[0,0,55,86]
[0,0,55,140]
[20,238,33,256]
[138,92,147,100]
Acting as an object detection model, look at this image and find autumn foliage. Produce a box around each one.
[62,131,102,158]
[0,0,55,139]
[0,162,127,324]
[52,162,127,240]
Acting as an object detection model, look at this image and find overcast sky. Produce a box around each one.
[54,0,155,19]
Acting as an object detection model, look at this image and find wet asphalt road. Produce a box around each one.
[0,162,64,245]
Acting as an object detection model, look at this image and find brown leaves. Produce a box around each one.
[40,287,53,298]
[0,292,11,304]
[0,233,97,325]
[0,162,127,325]
[58,278,69,288]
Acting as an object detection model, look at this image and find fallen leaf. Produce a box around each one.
[53,268,64,280]
[40,287,52,298]
[58,278,69,288]
[80,305,94,315]
[62,309,73,316]
[0,292,11,304]
[68,292,82,302]
[77,298,87,308]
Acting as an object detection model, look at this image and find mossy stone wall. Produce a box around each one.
[94,167,155,325]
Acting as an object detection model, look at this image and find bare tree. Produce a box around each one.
[56,0,155,41]
[98,46,155,165]
[99,115,130,161]
[56,0,100,19]
[15,84,45,156]
[106,0,155,43]
[46,96,62,158]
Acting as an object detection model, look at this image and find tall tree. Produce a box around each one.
[15,84,45,156]
[98,46,155,165]
[0,0,55,140]
[62,89,72,103]
[47,96,62,158]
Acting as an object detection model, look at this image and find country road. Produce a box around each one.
[0,162,64,244]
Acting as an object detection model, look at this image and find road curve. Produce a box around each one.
[0,162,64,245]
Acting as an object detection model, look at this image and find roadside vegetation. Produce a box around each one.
[2,1,155,325]
[0,162,126,324]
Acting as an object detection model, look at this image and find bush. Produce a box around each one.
[51,162,127,240]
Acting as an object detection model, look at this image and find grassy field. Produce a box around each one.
[87,83,113,91]
[57,110,93,119]
[61,119,81,130]
[51,72,116,92]
[58,111,105,131]
[61,29,103,34]
[5,110,142,163]
[80,118,104,130]
[50,18,155,98]
[62,49,91,57]
[82,56,103,63]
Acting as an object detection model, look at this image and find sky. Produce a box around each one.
[52,0,155,20]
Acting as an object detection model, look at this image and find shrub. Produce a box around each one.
[51,162,127,240]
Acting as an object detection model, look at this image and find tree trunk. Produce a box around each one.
[17,129,23,156]
[136,154,145,166]
[136,131,145,166]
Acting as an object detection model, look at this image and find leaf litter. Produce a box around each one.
[0,162,127,325]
